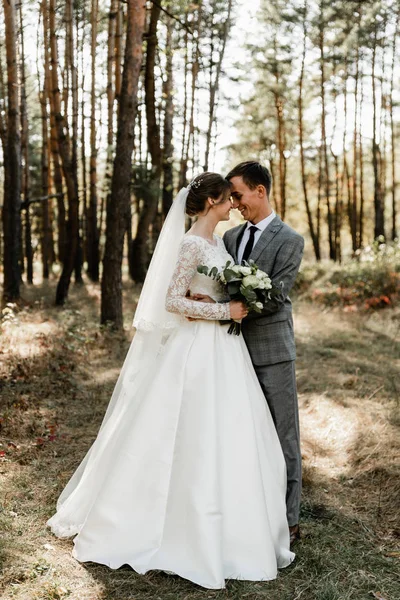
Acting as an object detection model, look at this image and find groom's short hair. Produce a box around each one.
[226,161,272,196]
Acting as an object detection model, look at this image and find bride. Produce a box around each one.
[47,172,295,590]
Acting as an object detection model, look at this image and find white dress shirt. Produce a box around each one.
[237,211,276,264]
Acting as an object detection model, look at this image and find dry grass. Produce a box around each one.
[0,276,399,600]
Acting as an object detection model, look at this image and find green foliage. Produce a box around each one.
[299,240,400,310]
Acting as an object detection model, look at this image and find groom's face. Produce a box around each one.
[229,176,266,224]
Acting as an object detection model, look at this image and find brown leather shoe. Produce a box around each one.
[289,524,300,546]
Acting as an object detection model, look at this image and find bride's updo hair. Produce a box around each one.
[185,172,231,217]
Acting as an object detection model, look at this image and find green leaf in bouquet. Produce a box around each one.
[268,286,282,299]
[227,281,241,296]
[224,268,242,283]
[240,286,258,302]
[209,266,219,279]
[246,259,256,272]
[252,303,263,313]
[197,265,209,276]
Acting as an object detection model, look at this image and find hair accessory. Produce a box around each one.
[188,178,203,190]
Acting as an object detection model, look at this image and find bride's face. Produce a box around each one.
[210,191,232,221]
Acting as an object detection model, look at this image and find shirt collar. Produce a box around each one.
[246,211,276,233]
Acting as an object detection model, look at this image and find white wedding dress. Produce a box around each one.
[47,233,294,589]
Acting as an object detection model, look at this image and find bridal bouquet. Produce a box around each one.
[197,260,282,335]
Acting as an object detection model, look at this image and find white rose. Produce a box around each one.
[255,269,267,279]
[242,275,259,288]
[255,301,263,309]
[230,265,241,274]
[239,266,252,276]
[257,280,266,289]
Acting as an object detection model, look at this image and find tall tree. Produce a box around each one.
[104,0,117,215]
[20,2,33,284]
[86,0,100,281]
[2,0,21,302]
[352,4,361,250]
[162,17,174,218]
[298,0,320,260]
[181,3,202,185]
[371,17,385,239]
[389,4,399,240]
[41,0,66,266]
[101,0,146,327]
[37,4,51,280]
[49,0,80,304]
[203,0,232,171]
[130,1,162,282]
[317,0,334,259]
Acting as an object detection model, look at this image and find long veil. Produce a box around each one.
[47,188,189,537]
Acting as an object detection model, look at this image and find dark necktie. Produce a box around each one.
[241,225,258,264]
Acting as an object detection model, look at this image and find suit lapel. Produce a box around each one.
[249,215,283,264]
[228,224,246,263]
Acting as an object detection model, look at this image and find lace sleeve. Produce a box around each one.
[165,237,231,320]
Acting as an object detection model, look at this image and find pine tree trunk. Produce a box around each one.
[204,0,232,172]
[329,61,342,263]
[352,11,360,250]
[178,17,189,189]
[319,0,334,259]
[358,64,365,248]
[162,18,174,218]
[184,4,202,182]
[87,0,100,281]
[2,0,21,302]
[79,7,88,267]
[343,58,355,252]
[20,3,33,284]
[317,143,322,250]
[65,0,83,284]
[272,34,287,220]
[105,0,117,215]
[49,0,80,304]
[115,0,123,104]
[42,0,66,265]
[390,8,399,240]
[37,5,51,280]
[130,1,162,283]
[298,0,319,260]
[378,13,388,243]
[101,0,146,327]
[371,23,385,239]
[0,45,5,149]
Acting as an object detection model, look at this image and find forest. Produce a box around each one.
[0,1,399,599]
[0,0,399,322]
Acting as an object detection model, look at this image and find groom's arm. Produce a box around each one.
[194,234,304,316]
[250,234,304,318]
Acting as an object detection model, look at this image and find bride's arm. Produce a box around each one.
[165,237,231,320]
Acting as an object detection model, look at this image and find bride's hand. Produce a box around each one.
[229,301,248,320]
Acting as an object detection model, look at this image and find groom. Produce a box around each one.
[224,161,304,544]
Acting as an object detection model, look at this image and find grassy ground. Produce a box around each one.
[0,277,399,600]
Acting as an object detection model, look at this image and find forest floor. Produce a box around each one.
[0,276,399,600]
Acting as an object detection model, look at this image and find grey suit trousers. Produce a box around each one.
[253,360,301,527]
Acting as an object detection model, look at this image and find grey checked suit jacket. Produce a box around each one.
[223,216,304,366]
